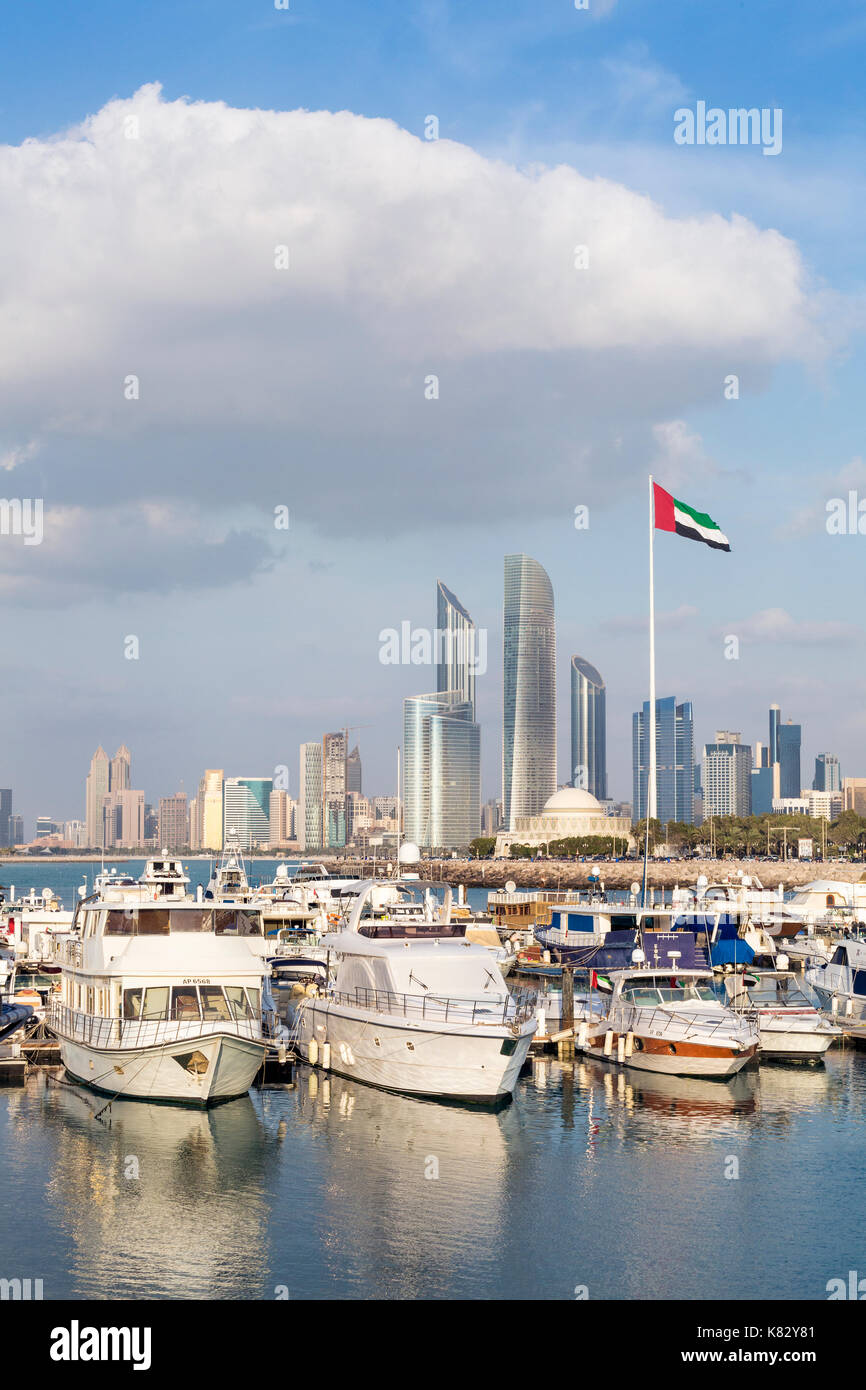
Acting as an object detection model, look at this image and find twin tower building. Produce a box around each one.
[403,557,607,849]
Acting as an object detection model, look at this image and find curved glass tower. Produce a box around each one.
[502,555,556,830]
[570,656,607,800]
[436,580,476,716]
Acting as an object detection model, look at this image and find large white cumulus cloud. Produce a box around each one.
[0,84,826,596]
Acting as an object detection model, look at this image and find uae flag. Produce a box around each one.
[653,482,730,552]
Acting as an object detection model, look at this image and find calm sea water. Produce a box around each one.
[3,861,861,1301]
[2,1053,866,1300]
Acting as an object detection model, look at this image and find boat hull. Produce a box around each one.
[295,1000,533,1102]
[58,1032,266,1107]
[582,1030,757,1078]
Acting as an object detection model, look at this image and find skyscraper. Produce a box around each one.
[85,747,111,847]
[322,731,348,848]
[814,753,841,793]
[299,742,323,851]
[502,554,556,830]
[779,720,802,798]
[0,789,11,848]
[702,732,752,818]
[570,656,607,799]
[158,793,189,847]
[346,744,362,794]
[436,579,478,715]
[434,580,482,839]
[223,777,272,849]
[192,770,224,851]
[110,745,131,792]
[633,697,695,824]
[404,692,480,848]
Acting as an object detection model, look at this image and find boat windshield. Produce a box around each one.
[743,979,813,1008]
[623,979,716,1006]
[122,982,260,1021]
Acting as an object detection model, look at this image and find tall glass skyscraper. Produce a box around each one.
[779,721,802,798]
[436,580,477,716]
[632,696,695,824]
[322,731,348,848]
[404,692,480,848]
[223,777,273,849]
[570,656,607,799]
[814,753,841,792]
[502,554,556,830]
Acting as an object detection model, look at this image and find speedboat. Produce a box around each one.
[47,896,268,1106]
[288,880,537,1103]
[579,933,759,1078]
[723,970,841,1059]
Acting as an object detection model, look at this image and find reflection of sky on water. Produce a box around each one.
[2,1052,865,1299]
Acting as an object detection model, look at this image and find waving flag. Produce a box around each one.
[653,482,730,552]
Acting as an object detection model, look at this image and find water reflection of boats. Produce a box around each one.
[576,1056,759,1121]
[34,1080,273,1298]
[288,1064,512,1297]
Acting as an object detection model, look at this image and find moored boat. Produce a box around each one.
[723,970,841,1059]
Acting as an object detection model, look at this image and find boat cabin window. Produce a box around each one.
[123,987,143,1019]
[142,986,170,1020]
[171,986,201,1020]
[225,986,255,1020]
[830,947,847,966]
[103,907,261,936]
[199,985,232,1020]
[610,914,638,930]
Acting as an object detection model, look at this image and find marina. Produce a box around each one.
[5,859,866,1308]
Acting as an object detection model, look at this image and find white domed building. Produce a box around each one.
[494,788,633,858]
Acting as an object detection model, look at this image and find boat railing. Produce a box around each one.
[47,1000,263,1051]
[325,985,537,1027]
[616,1001,752,1042]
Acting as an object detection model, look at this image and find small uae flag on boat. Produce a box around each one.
[590,970,612,993]
[653,482,730,552]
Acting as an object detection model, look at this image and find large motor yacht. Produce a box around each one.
[288,880,537,1103]
[48,896,268,1106]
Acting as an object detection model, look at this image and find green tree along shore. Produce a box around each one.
[469,810,866,861]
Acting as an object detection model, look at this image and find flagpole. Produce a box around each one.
[643,475,657,908]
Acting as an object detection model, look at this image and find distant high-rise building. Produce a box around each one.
[269,789,296,846]
[0,789,12,848]
[404,692,480,848]
[702,733,752,818]
[299,743,323,851]
[844,778,866,816]
[633,697,695,824]
[436,579,478,716]
[346,745,362,795]
[158,793,189,847]
[63,820,85,848]
[111,745,131,792]
[35,817,60,838]
[814,753,841,793]
[779,720,802,798]
[373,796,398,822]
[224,778,272,850]
[768,705,781,767]
[8,815,23,846]
[192,770,224,851]
[481,799,503,836]
[434,581,481,837]
[322,732,348,849]
[85,747,111,847]
[502,554,556,829]
[570,656,607,800]
[102,789,145,848]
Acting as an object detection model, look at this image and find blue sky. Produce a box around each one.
[1,0,865,828]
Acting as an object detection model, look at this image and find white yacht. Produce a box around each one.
[289,881,537,1103]
[204,846,259,905]
[48,897,268,1106]
[723,970,841,1059]
[806,939,866,1022]
[2,886,74,965]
